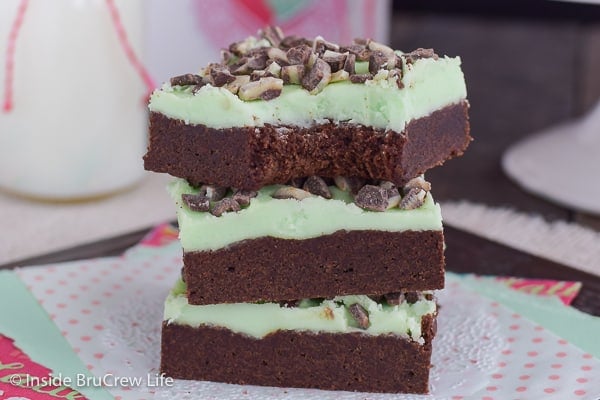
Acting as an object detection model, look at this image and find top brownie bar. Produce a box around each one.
[144,27,471,190]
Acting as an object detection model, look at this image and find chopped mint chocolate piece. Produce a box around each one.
[405,48,438,64]
[384,292,401,306]
[170,74,204,87]
[301,58,331,94]
[208,64,236,87]
[281,65,305,84]
[286,45,313,65]
[260,26,284,47]
[333,176,366,194]
[399,187,426,210]
[341,44,371,61]
[181,193,210,212]
[322,50,346,73]
[355,185,389,212]
[343,53,356,74]
[238,77,284,101]
[369,50,389,75]
[280,35,312,49]
[350,73,371,84]
[349,303,370,329]
[232,189,257,206]
[200,184,228,201]
[210,198,241,217]
[272,186,312,200]
[303,176,332,199]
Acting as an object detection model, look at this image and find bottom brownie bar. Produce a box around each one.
[160,280,438,393]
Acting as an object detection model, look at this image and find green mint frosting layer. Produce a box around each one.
[149,57,466,131]
[164,279,436,342]
[169,179,442,252]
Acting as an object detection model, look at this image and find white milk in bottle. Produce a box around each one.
[0,0,151,200]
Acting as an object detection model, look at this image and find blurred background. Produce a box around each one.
[0,0,599,266]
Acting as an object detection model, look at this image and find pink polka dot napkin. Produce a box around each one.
[13,224,600,400]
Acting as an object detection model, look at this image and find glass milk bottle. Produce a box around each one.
[0,0,152,201]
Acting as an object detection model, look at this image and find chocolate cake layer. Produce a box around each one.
[144,101,470,190]
[160,314,437,393]
[184,229,444,305]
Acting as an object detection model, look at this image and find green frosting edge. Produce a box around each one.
[165,279,436,342]
[169,179,443,252]
[149,56,467,131]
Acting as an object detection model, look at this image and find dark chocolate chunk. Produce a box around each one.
[384,292,402,306]
[424,293,434,301]
[260,26,284,47]
[301,58,331,94]
[210,198,241,217]
[354,185,389,212]
[302,176,332,199]
[348,303,370,329]
[349,74,371,84]
[286,45,312,65]
[369,50,389,75]
[181,193,210,212]
[404,292,420,304]
[232,189,257,206]
[170,74,204,87]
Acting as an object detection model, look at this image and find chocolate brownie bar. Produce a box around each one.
[170,177,444,305]
[144,29,470,190]
[145,102,470,190]
[161,280,438,394]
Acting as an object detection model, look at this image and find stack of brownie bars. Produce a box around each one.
[143,27,470,394]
